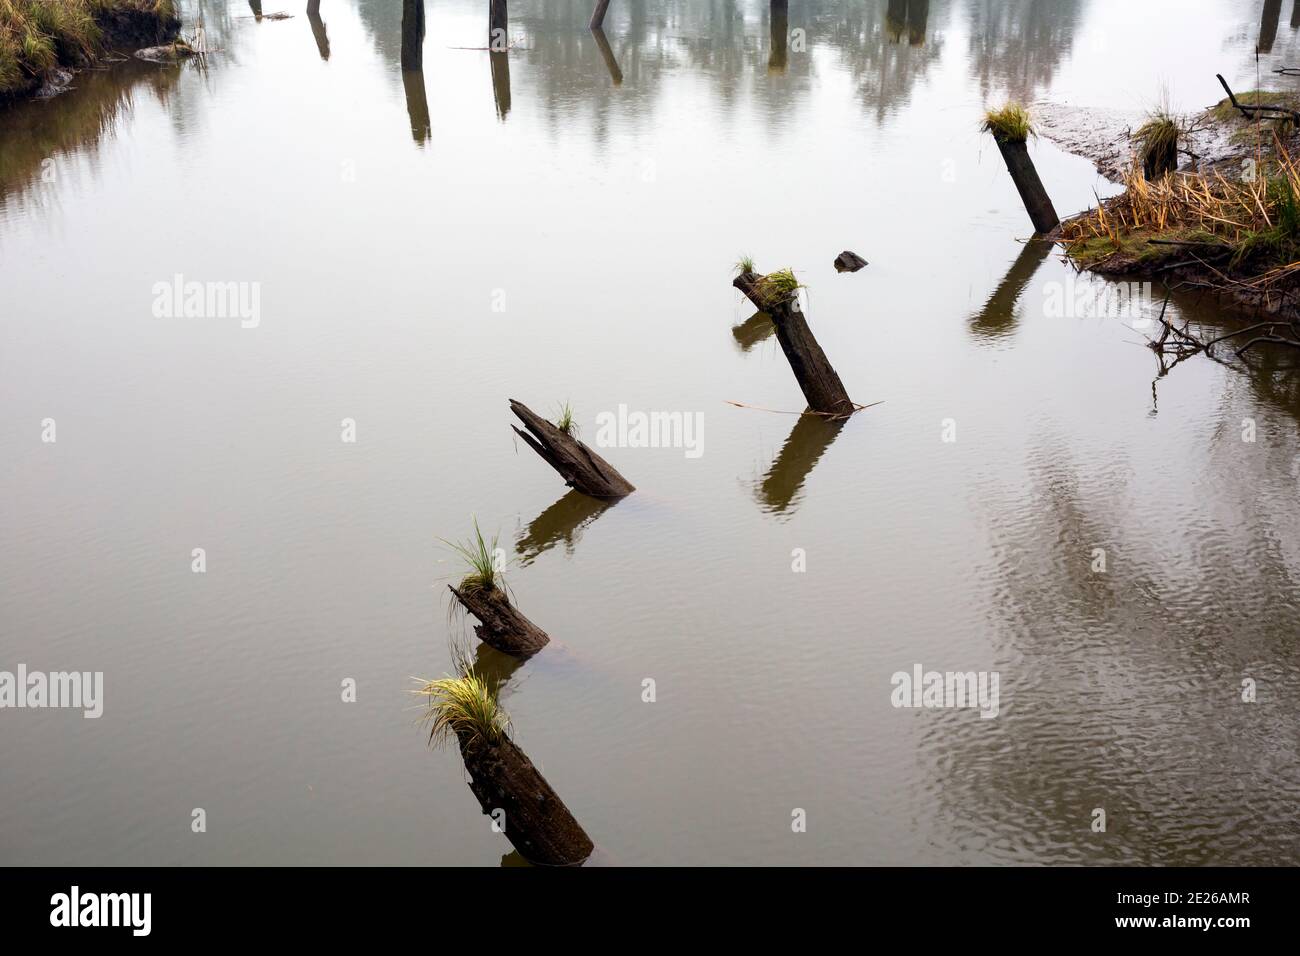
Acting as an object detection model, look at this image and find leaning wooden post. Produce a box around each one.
[489,0,508,50]
[449,585,548,658]
[509,400,635,498]
[421,678,593,866]
[590,0,612,31]
[733,268,855,417]
[982,104,1059,235]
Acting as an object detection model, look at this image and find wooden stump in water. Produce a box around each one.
[589,0,612,31]
[732,270,855,417]
[510,399,635,498]
[449,584,550,658]
[458,731,594,866]
[991,137,1059,235]
[770,0,789,72]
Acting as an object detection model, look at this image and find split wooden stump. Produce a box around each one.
[510,399,635,498]
[458,730,594,866]
[733,269,856,418]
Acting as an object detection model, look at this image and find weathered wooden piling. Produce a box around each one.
[982,105,1059,235]
[770,0,789,73]
[489,0,508,50]
[733,269,855,417]
[449,584,549,658]
[401,0,424,71]
[589,0,613,31]
[458,730,594,866]
[510,399,635,498]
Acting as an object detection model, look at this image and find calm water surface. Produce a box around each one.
[2,0,1298,865]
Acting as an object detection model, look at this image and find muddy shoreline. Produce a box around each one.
[0,6,180,106]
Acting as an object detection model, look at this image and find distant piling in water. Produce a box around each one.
[733,265,856,417]
[770,0,789,73]
[982,103,1059,235]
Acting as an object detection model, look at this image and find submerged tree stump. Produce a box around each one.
[449,584,549,658]
[732,270,855,417]
[458,731,594,866]
[990,136,1059,235]
[510,399,635,498]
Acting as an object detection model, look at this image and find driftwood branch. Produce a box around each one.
[510,399,635,498]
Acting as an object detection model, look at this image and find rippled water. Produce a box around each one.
[1,0,1298,865]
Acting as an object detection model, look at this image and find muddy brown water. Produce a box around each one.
[1,0,1298,865]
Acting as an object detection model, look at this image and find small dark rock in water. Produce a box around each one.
[36,69,75,98]
[834,250,868,273]
[135,42,197,63]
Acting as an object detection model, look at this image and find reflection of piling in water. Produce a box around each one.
[1292,0,1299,30]
[471,642,525,704]
[983,106,1059,235]
[403,69,431,144]
[516,489,615,566]
[450,584,550,658]
[591,26,623,85]
[1261,0,1283,52]
[769,0,788,73]
[732,311,776,352]
[590,0,613,31]
[733,268,855,417]
[490,50,512,119]
[489,0,509,49]
[510,399,635,499]
[969,239,1053,341]
[758,413,845,515]
[401,0,424,71]
[307,0,330,60]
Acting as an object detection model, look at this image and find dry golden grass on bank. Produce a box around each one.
[0,0,175,95]
[1060,137,1300,290]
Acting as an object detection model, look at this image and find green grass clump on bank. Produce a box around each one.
[0,0,176,96]
[982,103,1034,143]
